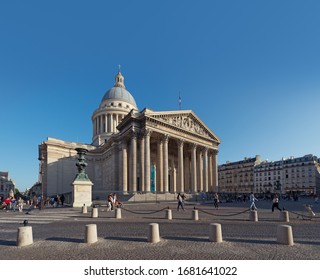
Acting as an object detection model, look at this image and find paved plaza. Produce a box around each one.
[0,198,319,260]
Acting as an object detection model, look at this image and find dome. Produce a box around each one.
[100,70,138,109]
[101,86,137,108]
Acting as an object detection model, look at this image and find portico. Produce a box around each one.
[112,109,220,194]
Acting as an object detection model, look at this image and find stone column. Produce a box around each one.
[122,141,128,194]
[173,167,177,193]
[110,114,113,133]
[208,151,213,191]
[144,129,151,192]
[198,149,203,192]
[104,114,107,133]
[203,147,208,192]
[157,138,163,193]
[139,135,145,192]
[213,150,218,192]
[184,155,190,193]
[191,144,197,193]
[93,118,95,137]
[130,132,137,193]
[113,115,117,132]
[163,135,169,193]
[100,115,103,134]
[178,140,184,193]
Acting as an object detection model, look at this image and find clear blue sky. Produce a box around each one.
[1,0,319,191]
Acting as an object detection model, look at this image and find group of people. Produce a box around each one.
[249,192,282,212]
[107,193,122,211]
[0,195,24,212]
[1,193,67,213]
[175,191,283,212]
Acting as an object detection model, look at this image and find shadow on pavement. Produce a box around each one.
[106,236,146,243]
[46,237,83,243]
[225,238,276,245]
[163,236,208,242]
[0,240,16,246]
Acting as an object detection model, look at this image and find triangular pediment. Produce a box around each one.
[145,110,221,143]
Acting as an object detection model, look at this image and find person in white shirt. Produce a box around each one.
[250,192,258,210]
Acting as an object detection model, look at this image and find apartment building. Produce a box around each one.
[219,154,320,195]
[218,155,261,194]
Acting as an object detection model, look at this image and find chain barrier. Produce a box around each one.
[284,207,319,220]
[121,206,169,215]
[194,207,251,217]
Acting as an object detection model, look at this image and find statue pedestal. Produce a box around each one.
[72,180,93,208]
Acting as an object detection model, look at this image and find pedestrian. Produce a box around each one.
[18,197,24,212]
[11,196,17,212]
[177,192,185,211]
[60,194,65,206]
[249,192,258,210]
[107,193,113,211]
[3,196,11,212]
[272,194,282,212]
[32,194,38,208]
[213,192,219,209]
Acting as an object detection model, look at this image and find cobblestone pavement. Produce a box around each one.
[0,198,319,260]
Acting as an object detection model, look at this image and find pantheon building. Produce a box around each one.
[38,70,221,199]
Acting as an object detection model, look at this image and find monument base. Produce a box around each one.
[72,180,93,208]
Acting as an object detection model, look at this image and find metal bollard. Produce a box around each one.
[148,223,160,243]
[209,223,223,243]
[277,225,294,245]
[17,226,33,247]
[85,224,98,244]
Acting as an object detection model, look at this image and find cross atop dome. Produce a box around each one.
[114,65,125,88]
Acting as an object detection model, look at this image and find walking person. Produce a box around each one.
[213,192,219,209]
[249,192,258,210]
[18,197,24,212]
[272,193,282,212]
[177,192,185,211]
[11,196,17,212]
[60,194,65,207]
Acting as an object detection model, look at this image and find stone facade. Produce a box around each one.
[38,71,221,199]
[218,156,261,194]
[254,154,320,195]
[0,171,15,197]
[219,154,320,195]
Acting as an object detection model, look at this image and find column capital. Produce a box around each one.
[211,149,219,155]
[161,134,169,143]
[121,140,128,149]
[130,131,138,140]
[142,128,152,137]
[177,139,184,148]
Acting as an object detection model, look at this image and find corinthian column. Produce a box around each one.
[191,144,197,193]
[178,140,184,193]
[208,151,213,191]
[197,149,203,192]
[122,141,128,194]
[130,132,137,193]
[213,150,218,192]
[203,147,208,192]
[144,129,151,192]
[139,135,145,192]
[157,138,163,193]
[163,135,169,193]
